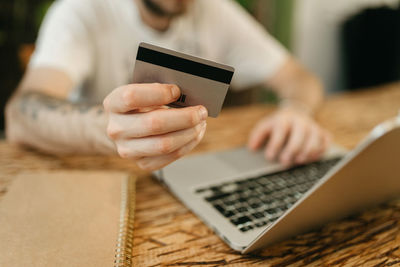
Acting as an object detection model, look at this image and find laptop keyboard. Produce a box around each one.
[195,158,341,233]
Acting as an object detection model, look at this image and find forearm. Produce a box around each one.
[5,91,115,155]
[267,57,324,115]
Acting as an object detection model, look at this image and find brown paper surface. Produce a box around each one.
[0,171,130,267]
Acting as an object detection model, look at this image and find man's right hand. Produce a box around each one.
[103,83,207,171]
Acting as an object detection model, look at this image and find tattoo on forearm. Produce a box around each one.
[17,91,104,120]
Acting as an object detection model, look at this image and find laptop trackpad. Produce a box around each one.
[215,147,281,173]
[161,147,281,187]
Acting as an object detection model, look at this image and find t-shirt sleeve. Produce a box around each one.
[203,0,289,89]
[29,0,93,88]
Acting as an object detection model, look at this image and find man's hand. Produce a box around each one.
[247,107,331,166]
[103,83,207,171]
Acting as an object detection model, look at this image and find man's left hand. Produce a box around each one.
[247,106,331,166]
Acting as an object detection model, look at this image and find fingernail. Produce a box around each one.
[195,122,203,131]
[170,85,180,99]
[198,126,206,140]
[248,142,255,150]
[296,156,305,164]
[199,106,208,120]
[266,153,274,161]
[281,154,290,164]
[248,141,259,151]
[195,121,206,132]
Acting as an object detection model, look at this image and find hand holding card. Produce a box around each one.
[103,82,208,171]
[103,43,233,170]
[132,42,235,117]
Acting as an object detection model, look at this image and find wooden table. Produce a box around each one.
[1,83,400,266]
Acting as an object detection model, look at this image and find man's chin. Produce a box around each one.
[142,0,187,18]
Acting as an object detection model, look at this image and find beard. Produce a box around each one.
[142,0,187,18]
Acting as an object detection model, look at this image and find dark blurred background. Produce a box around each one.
[0,0,53,132]
[1,0,399,132]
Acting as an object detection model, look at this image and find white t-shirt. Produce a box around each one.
[30,0,288,103]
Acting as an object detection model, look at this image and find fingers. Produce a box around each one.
[116,121,206,159]
[135,124,206,171]
[107,105,207,139]
[311,130,332,160]
[103,83,180,113]
[279,125,332,166]
[265,120,290,161]
[247,118,273,151]
[104,83,208,171]
[279,121,308,165]
[250,109,332,166]
[294,125,321,164]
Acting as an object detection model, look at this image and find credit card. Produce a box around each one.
[132,42,235,117]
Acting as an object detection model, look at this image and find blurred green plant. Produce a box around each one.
[234,0,293,50]
[233,0,294,103]
[235,0,257,10]
[273,0,294,50]
[35,1,53,30]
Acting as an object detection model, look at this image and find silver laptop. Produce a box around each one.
[153,116,400,253]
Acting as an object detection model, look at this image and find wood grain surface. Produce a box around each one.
[1,83,400,266]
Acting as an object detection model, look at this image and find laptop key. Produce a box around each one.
[231,216,251,226]
[237,197,247,203]
[252,212,264,219]
[239,225,253,232]
[250,202,262,209]
[255,221,268,228]
[236,206,248,213]
[270,217,279,222]
[213,204,236,217]
[213,204,226,214]
[265,208,278,215]
[205,192,231,202]
[223,200,236,206]
[223,210,235,218]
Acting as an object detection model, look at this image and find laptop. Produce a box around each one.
[153,116,400,253]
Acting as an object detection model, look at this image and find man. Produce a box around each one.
[5,0,330,171]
